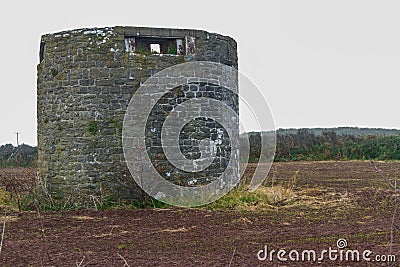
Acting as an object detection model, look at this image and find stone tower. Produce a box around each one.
[37,26,238,206]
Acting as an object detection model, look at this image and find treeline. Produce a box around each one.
[1,127,399,167]
[277,127,400,137]
[247,127,400,162]
[0,144,37,168]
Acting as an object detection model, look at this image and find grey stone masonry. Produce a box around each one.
[37,26,238,206]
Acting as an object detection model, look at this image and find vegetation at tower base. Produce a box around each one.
[37,26,238,207]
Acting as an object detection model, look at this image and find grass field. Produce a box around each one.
[0,161,399,266]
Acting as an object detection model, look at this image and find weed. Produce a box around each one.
[135,44,152,56]
[50,68,58,77]
[167,44,177,55]
[87,121,99,135]
[117,243,126,250]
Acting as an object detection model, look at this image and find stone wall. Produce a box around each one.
[37,26,238,206]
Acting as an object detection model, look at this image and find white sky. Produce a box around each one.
[1,0,399,146]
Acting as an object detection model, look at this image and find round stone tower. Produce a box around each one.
[37,26,238,206]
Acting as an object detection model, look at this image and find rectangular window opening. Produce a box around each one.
[124,36,194,55]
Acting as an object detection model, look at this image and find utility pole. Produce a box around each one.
[15,132,20,147]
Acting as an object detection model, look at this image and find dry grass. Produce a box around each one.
[0,188,12,209]
[71,215,95,220]
[206,169,353,211]
[0,168,37,211]
[157,226,197,233]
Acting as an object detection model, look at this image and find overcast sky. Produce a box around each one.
[1,0,399,146]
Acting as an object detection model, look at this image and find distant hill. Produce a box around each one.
[0,144,37,167]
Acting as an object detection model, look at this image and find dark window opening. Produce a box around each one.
[135,37,179,55]
[39,41,45,62]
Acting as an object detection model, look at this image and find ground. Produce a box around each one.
[0,161,399,266]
